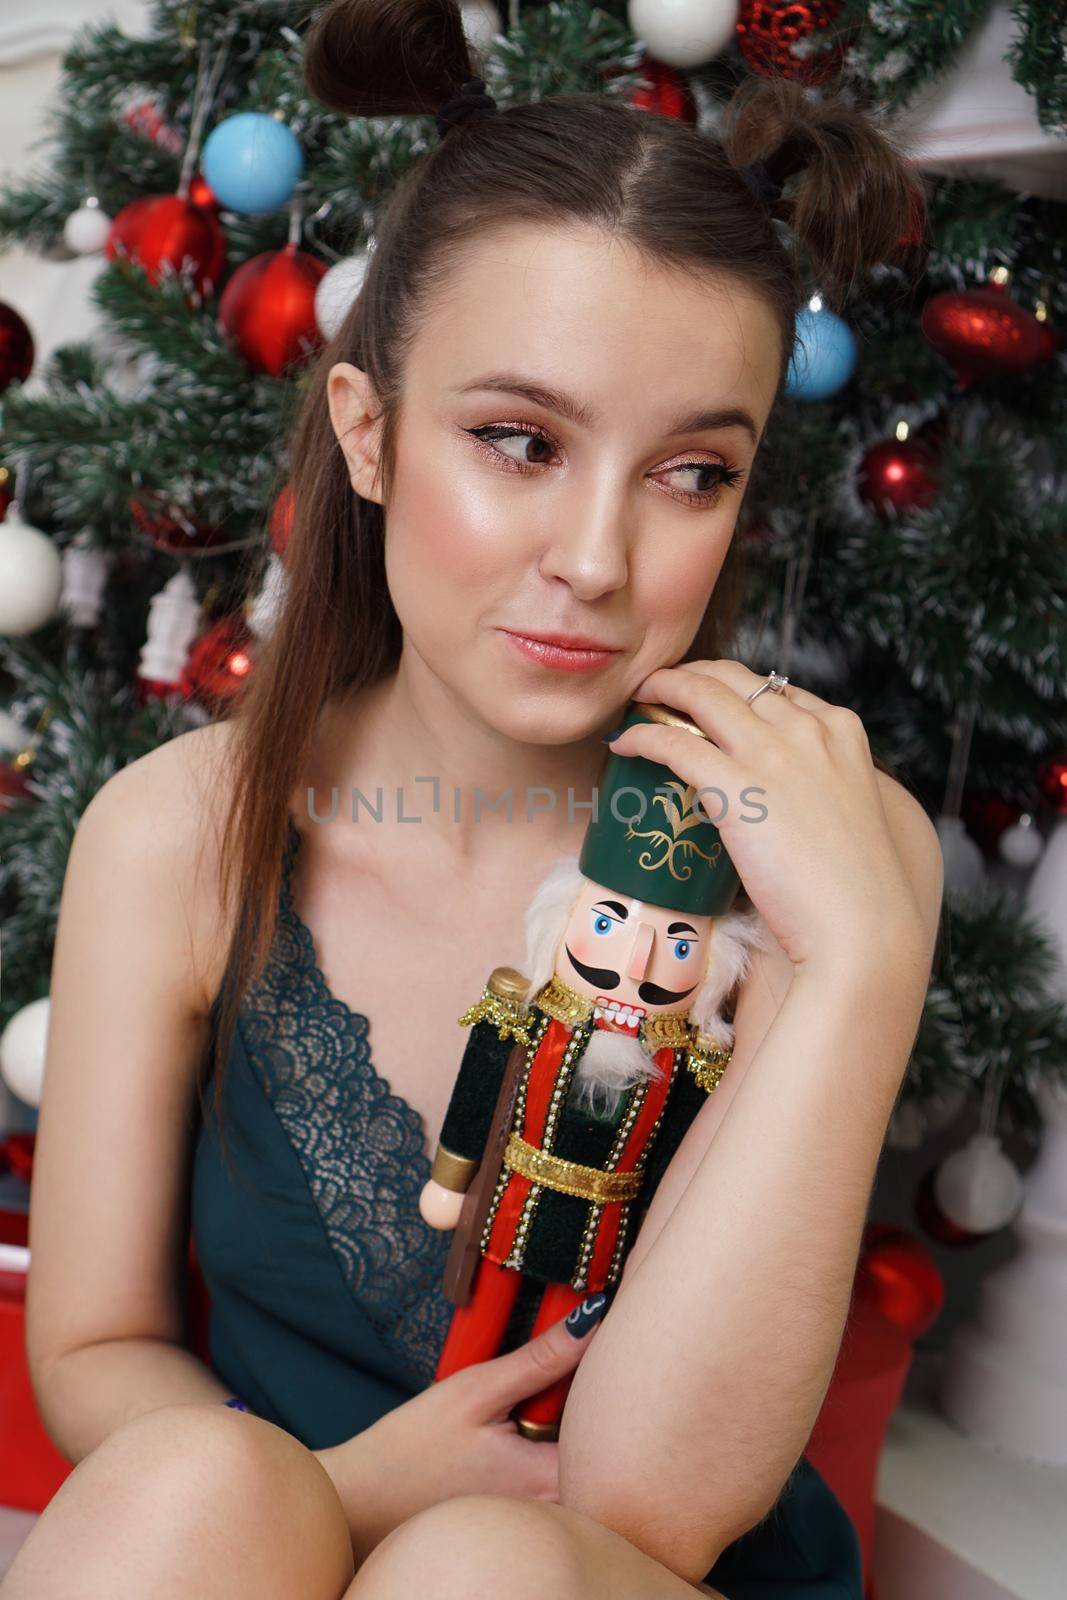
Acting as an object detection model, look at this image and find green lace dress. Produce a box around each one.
[190,817,862,1597]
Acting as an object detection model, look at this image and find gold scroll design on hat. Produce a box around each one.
[625,780,722,883]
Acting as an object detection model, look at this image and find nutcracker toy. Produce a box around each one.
[419,700,768,1439]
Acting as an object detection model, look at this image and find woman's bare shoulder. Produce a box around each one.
[74,717,242,1016]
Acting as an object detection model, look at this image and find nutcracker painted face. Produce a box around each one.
[556,877,715,1033]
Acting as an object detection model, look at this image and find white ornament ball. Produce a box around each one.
[934,1133,1023,1235]
[0,508,64,636]
[628,0,739,68]
[460,0,502,56]
[314,251,371,340]
[936,814,984,895]
[999,812,1043,869]
[0,996,51,1108]
[63,198,113,255]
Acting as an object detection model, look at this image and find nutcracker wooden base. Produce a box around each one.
[434,1253,587,1441]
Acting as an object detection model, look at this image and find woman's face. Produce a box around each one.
[329,220,782,743]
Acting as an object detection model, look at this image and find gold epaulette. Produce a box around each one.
[457,965,535,1044]
[686,1037,732,1093]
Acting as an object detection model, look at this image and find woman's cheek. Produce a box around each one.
[391,479,517,589]
[642,529,731,628]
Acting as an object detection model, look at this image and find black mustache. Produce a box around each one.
[564,946,698,1007]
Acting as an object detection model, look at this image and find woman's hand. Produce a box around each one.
[611,660,928,985]
[314,1294,606,1565]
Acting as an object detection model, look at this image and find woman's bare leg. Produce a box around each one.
[343,1494,725,1599]
[0,1403,355,1600]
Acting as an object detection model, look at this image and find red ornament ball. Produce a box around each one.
[736,0,847,85]
[270,483,296,560]
[857,1223,944,1341]
[218,244,327,376]
[857,436,939,519]
[629,56,698,124]
[0,300,34,395]
[961,790,1024,855]
[0,1131,36,1184]
[921,284,1058,388]
[130,492,221,553]
[0,758,35,809]
[1037,753,1067,815]
[105,194,226,298]
[180,616,256,710]
[187,172,220,212]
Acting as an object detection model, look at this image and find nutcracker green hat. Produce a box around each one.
[579,700,740,917]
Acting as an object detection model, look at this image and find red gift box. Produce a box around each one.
[0,1237,73,1511]
[1,1215,213,1514]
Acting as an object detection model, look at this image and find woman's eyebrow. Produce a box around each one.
[451,372,759,444]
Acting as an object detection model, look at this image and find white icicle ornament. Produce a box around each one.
[61,534,110,627]
[138,569,201,686]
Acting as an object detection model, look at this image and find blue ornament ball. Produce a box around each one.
[785,303,857,401]
[201,112,304,215]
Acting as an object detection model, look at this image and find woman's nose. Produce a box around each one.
[625,922,655,981]
[537,478,632,600]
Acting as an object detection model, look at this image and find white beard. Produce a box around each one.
[570,1027,666,1121]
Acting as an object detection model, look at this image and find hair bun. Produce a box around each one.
[722,75,926,299]
[303,0,475,121]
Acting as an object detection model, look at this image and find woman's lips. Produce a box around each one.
[499,630,621,673]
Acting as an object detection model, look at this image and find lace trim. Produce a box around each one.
[237,817,452,1385]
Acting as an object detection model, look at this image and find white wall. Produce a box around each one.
[0,2,152,374]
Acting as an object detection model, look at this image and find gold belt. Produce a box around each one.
[502,1133,644,1204]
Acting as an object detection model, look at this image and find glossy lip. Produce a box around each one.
[503,628,622,651]
[499,629,622,674]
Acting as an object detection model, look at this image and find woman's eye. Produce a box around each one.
[465,423,557,470]
[660,462,745,506]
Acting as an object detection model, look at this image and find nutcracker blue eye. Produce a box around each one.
[672,939,691,959]
[589,903,626,937]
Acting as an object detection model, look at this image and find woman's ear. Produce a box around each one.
[327,361,384,505]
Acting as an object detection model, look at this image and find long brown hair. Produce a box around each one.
[198,0,924,1158]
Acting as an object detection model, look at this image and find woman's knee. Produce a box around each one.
[353,1494,585,1598]
[22,1402,353,1594]
[103,1403,335,1506]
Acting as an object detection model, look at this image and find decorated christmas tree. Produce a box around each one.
[2,0,1066,1249]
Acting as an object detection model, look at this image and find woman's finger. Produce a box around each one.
[625,663,810,759]
[637,658,842,733]
[604,717,754,823]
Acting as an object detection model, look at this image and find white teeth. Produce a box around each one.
[594,997,645,1030]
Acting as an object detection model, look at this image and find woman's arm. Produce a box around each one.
[558,712,943,1581]
[26,727,238,1462]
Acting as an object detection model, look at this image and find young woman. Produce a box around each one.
[8,2,943,1596]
